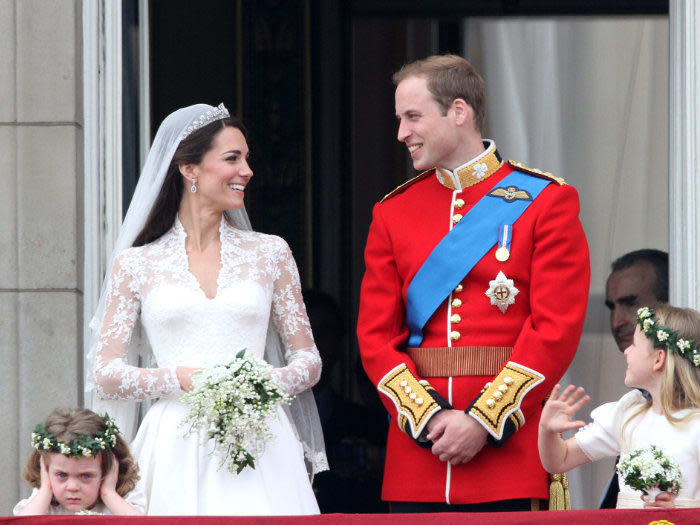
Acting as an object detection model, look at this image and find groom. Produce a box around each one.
[357,54,590,512]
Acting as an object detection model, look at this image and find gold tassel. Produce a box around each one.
[548,473,571,510]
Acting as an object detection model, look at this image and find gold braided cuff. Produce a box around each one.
[467,361,544,441]
[377,364,445,439]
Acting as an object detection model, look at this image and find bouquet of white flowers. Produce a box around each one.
[617,445,682,501]
[181,349,292,474]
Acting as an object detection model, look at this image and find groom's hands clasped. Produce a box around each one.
[427,409,488,465]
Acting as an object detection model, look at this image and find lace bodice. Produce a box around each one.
[93,217,321,401]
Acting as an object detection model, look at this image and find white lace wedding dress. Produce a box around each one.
[93,217,322,515]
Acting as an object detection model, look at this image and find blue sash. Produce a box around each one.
[406,170,551,347]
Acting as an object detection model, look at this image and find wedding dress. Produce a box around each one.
[93,215,321,515]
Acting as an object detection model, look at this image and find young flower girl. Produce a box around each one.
[14,408,145,515]
[538,304,700,508]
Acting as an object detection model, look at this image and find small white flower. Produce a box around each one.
[657,330,669,341]
[638,307,652,318]
[677,339,691,353]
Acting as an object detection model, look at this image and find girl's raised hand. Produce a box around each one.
[100,457,119,498]
[540,384,590,434]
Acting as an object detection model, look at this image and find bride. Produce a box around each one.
[86,103,327,515]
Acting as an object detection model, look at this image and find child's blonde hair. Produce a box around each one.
[623,304,700,441]
[23,408,139,497]
[656,305,700,416]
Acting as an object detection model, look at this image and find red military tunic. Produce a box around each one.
[357,142,590,504]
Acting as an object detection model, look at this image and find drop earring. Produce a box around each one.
[190,178,197,193]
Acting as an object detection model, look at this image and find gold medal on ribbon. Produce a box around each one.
[495,224,511,262]
[495,246,510,262]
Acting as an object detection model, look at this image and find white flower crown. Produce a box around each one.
[31,413,120,458]
[637,307,700,367]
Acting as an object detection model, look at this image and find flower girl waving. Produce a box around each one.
[538,305,700,509]
[14,409,145,515]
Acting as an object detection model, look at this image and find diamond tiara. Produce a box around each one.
[181,103,230,140]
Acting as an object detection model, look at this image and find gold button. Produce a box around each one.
[504,376,514,385]
[486,399,496,408]
[454,199,465,209]
[451,298,462,308]
[404,386,412,394]
[484,382,492,389]
[409,392,417,400]
[454,284,463,293]
[498,384,508,393]
[415,398,424,405]
[493,391,503,401]
[450,314,461,323]
[449,330,461,341]
[452,213,463,224]
[400,380,408,387]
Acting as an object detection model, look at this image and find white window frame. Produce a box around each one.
[82,0,150,405]
[670,0,700,308]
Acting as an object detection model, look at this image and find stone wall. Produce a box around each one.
[0,0,83,514]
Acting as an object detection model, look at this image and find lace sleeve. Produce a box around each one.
[269,240,321,396]
[93,251,180,400]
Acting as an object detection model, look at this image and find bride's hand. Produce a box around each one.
[176,367,202,392]
[539,384,590,434]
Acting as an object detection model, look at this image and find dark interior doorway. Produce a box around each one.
[126,0,668,513]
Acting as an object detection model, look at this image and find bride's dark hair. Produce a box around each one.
[132,115,248,247]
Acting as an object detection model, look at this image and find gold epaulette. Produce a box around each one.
[377,364,443,438]
[508,160,566,186]
[380,170,434,202]
[468,361,544,440]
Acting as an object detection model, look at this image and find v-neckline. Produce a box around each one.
[175,215,224,301]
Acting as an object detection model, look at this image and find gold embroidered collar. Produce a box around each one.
[436,140,503,191]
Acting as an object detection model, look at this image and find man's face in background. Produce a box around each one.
[605,262,660,351]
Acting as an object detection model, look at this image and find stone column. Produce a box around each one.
[0,0,83,513]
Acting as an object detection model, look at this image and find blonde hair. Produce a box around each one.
[622,304,700,442]
[23,408,140,498]
[392,54,486,132]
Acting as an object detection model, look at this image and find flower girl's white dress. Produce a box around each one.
[94,218,322,515]
[575,390,700,509]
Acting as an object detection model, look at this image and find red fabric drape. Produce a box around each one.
[3,509,700,524]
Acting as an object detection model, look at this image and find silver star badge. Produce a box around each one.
[485,271,519,314]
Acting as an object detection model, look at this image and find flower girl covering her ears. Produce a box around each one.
[538,304,700,509]
[14,409,145,515]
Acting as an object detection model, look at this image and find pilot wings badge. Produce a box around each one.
[488,186,532,202]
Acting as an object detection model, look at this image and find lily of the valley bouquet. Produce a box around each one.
[617,445,682,502]
[181,349,291,474]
